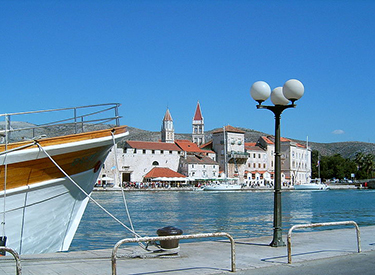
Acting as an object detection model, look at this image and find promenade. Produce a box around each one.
[1,225,374,274]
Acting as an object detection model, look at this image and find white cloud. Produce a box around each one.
[332,129,345,135]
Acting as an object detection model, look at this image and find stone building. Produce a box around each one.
[99,103,311,187]
[243,136,311,187]
[99,106,218,185]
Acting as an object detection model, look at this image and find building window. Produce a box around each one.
[143,150,146,154]
[152,161,159,166]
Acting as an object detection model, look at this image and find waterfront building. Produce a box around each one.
[279,137,311,185]
[99,103,311,187]
[244,142,273,187]
[192,101,205,146]
[99,107,219,184]
[243,136,311,187]
[100,141,182,184]
[176,139,218,181]
[210,126,248,182]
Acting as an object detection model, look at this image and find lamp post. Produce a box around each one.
[250,79,304,247]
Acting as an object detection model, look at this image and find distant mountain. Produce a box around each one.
[2,122,374,159]
[124,126,375,159]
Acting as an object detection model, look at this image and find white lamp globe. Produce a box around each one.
[271,87,290,106]
[250,81,271,103]
[283,79,304,102]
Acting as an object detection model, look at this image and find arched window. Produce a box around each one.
[152,161,159,166]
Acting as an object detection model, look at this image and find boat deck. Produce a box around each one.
[1,225,375,274]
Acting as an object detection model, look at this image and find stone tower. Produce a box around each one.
[192,101,205,146]
[161,108,174,143]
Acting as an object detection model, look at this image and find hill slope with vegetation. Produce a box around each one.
[124,126,375,159]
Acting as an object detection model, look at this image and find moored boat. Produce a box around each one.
[293,179,329,190]
[203,182,242,191]
[0,104,128,255]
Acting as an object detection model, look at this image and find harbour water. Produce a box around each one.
[69,189,375,251]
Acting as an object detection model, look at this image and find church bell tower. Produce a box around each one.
[192,101,205,146]
[161,108,175,143]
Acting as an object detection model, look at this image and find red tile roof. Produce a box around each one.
[175,139,214,154]
[184,155,218,165]
[200,140,213,150]
[163,109,173,121]
[213,125,245,134]
[126,141,181,151]
[144,167,186,178]
[245,142,256,147]
[280,137,292,142]
[245,143,265,152]
[261,136,274,144]
[193,101,203,120]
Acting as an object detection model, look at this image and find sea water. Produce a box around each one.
[69,189,375,251]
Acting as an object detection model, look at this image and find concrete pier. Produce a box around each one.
[1,225,374,274]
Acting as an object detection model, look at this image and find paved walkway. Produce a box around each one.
[1,225,374,274]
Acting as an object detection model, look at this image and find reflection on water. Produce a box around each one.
[69,189,375,251]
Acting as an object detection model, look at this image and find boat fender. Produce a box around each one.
[0,236,7,256]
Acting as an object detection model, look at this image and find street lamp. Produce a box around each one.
[250,79,304,247]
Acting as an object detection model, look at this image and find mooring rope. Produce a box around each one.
[36,142,148,249]
[110,132,137,238]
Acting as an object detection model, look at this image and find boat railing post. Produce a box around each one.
[115,104,120,126]
[74,108,78,134]
[5,114,10,145]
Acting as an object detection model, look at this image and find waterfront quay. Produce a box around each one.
[1,225,374,274]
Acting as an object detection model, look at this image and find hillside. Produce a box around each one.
[2,122,374,159]
[124,126,375,159]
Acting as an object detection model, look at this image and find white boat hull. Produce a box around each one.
[294,184,329,190]
[203,184,242,191]
[0,127,128,255]
[1,171,96,254]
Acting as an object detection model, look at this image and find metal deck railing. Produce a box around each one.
[0,103,122,143]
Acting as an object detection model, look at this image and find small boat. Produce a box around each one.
[294,179,329,190]
[0,104,128,255]
[203,182,242,191]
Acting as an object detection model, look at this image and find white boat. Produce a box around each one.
[203,182,242,191]
[294,179,329,190]
[0,104,128,255]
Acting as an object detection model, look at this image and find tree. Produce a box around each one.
[312,151,357,181]
[354,152,375,179]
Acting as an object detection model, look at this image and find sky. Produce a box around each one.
[1,0,375,144]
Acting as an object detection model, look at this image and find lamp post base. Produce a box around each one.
[270,239,286,247]
[270,229,286,247]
